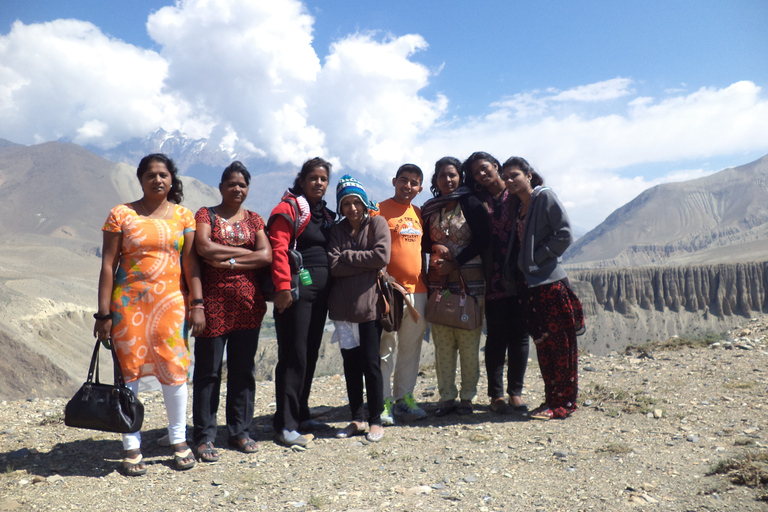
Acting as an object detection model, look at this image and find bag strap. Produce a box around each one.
[389,277,421,322]
[377,270,391,318]
[87,337,129,387]
[267,198,301,250]
[108,340,129,387]
[456,269,471,296]
[86,339,101,385]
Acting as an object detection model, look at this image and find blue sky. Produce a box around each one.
[2,0,767,230]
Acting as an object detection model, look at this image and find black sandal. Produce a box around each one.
[229,437,259,453]
[196,441,220,463]
[172,444,196,470]
[121,450,147,477]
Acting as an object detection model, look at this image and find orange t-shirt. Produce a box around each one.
[373,198,427,294]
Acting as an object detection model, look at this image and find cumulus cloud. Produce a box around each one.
[146,0,326,162]
[309,32,448,173]
[0,19,196,146]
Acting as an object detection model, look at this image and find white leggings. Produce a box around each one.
[122,381,188,451]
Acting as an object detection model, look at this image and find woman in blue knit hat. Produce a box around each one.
[328,175,391,442]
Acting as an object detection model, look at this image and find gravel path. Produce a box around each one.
[1,320,767,511]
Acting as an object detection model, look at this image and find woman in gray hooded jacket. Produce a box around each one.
[502,157,584,420]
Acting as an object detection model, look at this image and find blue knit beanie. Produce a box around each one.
[335,174,378,214]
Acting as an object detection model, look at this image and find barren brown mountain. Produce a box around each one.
[564,154,768,267]
[0,141,219,399]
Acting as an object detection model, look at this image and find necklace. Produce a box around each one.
[439,203,460,237]
[141,198,170,219]
[215,208,249,246]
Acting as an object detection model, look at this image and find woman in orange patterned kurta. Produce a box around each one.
[93,153,205,476]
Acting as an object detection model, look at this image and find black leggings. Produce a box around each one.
[273,266,329,432]
[340,320,384,426]
[193,328,259,445]
[484,296,529,399]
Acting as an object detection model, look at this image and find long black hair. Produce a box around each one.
[462,151,501,191]
[136,153,183,204]
[430,156,463,197]
[501,156,543,188]
[221,161,251,185]
[289,157,332,196]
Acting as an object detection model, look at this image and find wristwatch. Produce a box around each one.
[229,258,236,269]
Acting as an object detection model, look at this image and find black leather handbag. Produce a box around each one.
[64,339,144,433]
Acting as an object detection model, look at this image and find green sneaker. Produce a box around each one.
[381,397,395,426]
[394,392,427,419]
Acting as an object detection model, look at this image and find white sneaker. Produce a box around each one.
[380,397,395,426]
[394,392,427,419]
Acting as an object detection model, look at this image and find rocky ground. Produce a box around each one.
[1,320,767,512]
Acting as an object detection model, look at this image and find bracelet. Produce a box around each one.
[190,305,205,310]
[191,298,204,306]
[93,312,113,320]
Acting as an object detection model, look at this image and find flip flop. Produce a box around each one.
[434,402,458,417]
[173,446,196,470]
[456,401,474,415]
[196,441,220,463]
[228,437,259,454]
[121,451,147,477]
[530,408,554,421]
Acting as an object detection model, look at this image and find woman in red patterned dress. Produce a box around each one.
[193,162,272,461]
[502,156,583,420]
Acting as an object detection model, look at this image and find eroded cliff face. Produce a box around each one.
[569,262,767,355]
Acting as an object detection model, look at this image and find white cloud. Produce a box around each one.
[309,32,448,173]
[418,80,768,229]
[0,19,196,146]
[146,0,326,164]
[489,77,634,119]
[551,77,634,102]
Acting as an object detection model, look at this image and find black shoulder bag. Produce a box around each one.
[64,339,144,433]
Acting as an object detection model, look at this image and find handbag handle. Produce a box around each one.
[434,260,472,297]
[455,269,471,297]
[86,338,129,388]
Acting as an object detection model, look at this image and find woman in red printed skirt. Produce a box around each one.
[501,156,584,420]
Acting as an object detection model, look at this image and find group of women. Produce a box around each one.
[93,151,582,477]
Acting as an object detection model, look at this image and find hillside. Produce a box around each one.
[0,141,220,399]
[565,154,768,267]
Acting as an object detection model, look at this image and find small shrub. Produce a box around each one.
[707,452,768,492]
[596,443,632,454]
[626,330,725,353]
[724,381,757,390]
[308,496,325,509]
[39,413,64,426]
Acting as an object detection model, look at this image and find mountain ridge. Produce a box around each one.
[565,154,768,267]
